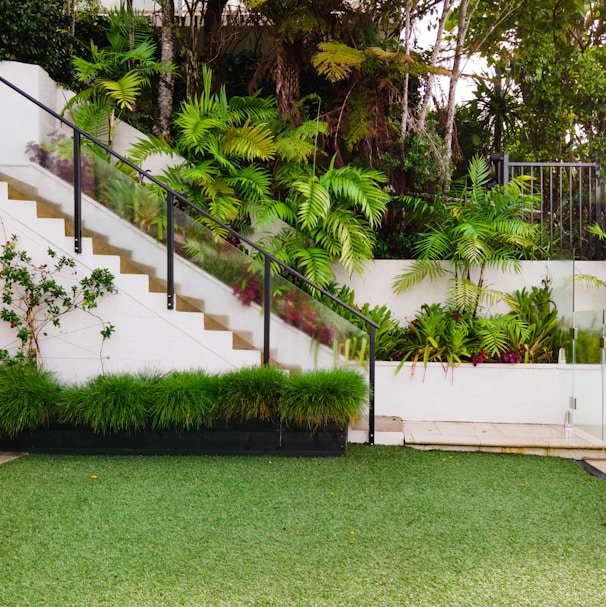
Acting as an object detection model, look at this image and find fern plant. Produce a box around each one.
[128,65,277,239]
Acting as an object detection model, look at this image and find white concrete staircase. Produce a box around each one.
[0,162,345,375]
[0,180,262,383]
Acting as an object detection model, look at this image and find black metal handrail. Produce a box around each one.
[0,74,379,444]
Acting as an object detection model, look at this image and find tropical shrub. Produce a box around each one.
[147,371,219,431]
[217,365,288,422]
[0,366,367,437]
[261,156,389,285]
[128,65,389,288]
[128,65,277,239]
[393,155,543,317]
[58,373,155,435]
[394,283,560,371]
[64,5,169,148]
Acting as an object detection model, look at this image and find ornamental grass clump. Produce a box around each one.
[58,373,155,435]
[0,360,63,437]
[217,365,288,422]
[147,370,219,431]
[281,368,368,429]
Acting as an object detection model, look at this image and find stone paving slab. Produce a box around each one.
[0,453,25,465]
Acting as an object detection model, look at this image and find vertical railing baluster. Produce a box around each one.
[73,130,82,254]
[166,191,175,310]
[369,325,376,446]
[263,255,271,365]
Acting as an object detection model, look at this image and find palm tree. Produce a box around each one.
[64,5,169,149]
[392,155,543,317]
[469,65,520,155]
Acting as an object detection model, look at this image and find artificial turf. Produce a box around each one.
[0,445,605,607]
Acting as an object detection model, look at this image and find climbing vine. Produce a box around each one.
[0,235,116,368]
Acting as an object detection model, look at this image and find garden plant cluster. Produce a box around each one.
[0,363,368,439]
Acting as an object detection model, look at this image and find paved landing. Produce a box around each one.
[350,417,606,459]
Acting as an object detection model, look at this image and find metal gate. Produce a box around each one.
[492,154,605,259]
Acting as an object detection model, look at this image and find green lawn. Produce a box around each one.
[1,445,605,607]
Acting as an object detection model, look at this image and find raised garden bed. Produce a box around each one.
[0,421,348,457]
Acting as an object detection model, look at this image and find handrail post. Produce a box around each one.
[263,254,271,365]
[73,131,82,254]
[502,153,510,185]
[369,325,375,445]
[166,191,175,309]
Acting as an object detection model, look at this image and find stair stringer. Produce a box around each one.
[0,163,342,372]
[0,182,261,384]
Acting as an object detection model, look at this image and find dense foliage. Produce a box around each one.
[0,365,368,437]
[0,0,74,83]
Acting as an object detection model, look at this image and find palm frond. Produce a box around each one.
[253,200,296,227]
[322,165,389,228]
[224,164,272,205]
[290,246,335,286]
[221,120,276,162]
[413,229,453,260]
[276,136,317,163]
[181,159,221,186]
[127,134,177,165]
[291,176,331,230]
[122,40,158,68]
[98,71,146,109]
[474,317,510,357]
[467,154,492,190]
[174,101,224,154]
[275,120,328,163]
[392,260,449,293]
[72,54,100,83]
[313,206,375,274]
[69,98,110,142]
[229,93,277,124]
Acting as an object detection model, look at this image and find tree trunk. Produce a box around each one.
[400,0,414,149]
[203,0,228,70]
[417,0,451,133]
[182,0,204,97]
[442,0,472,188]
[274,39,302,125]
[154,0,176,139]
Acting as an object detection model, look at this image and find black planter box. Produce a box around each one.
[0,421,347,457]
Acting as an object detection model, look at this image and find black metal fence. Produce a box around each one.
[492,154,605,259]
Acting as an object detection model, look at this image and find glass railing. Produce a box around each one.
[29,130,373,371]
[571,309,605,445]
[173,203,369,372]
